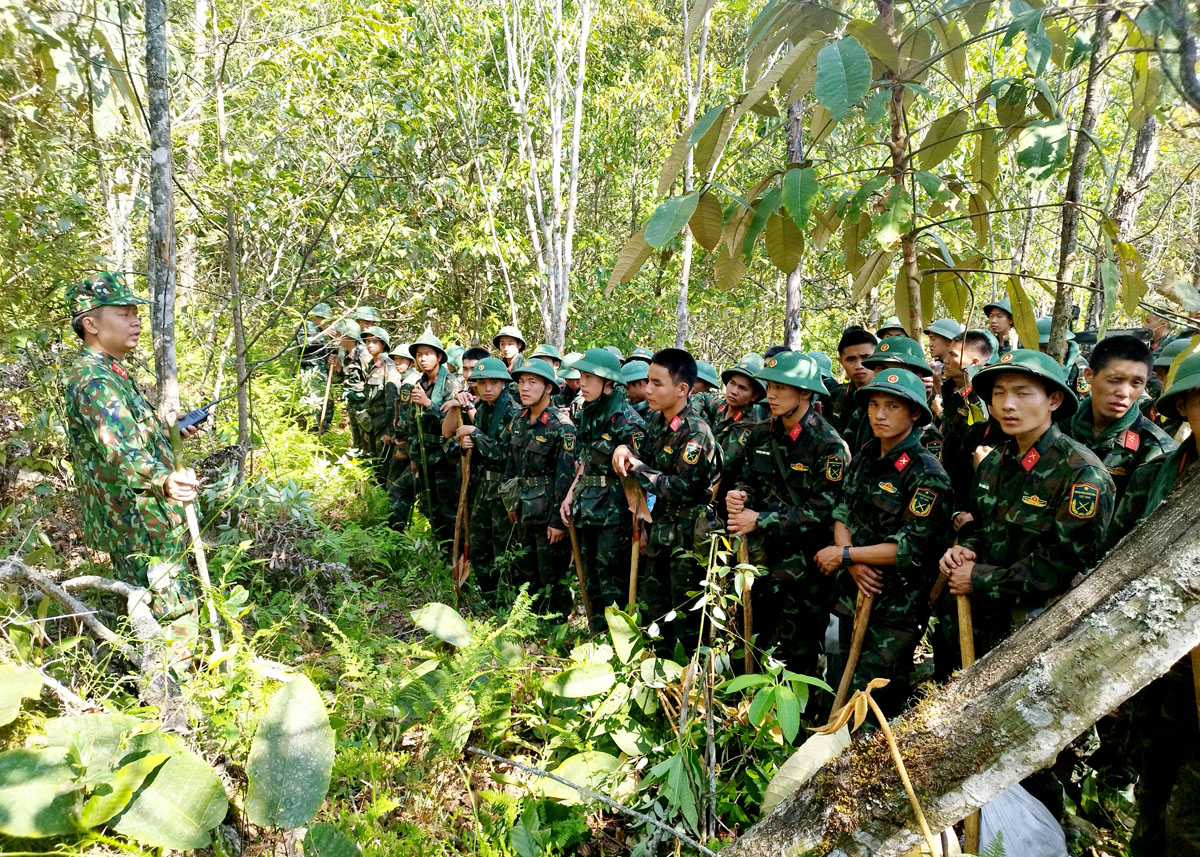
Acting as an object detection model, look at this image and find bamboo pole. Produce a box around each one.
[830,590,874,722]
[738,537,754,674]
[168,420,222,656]
[959,594,980,854]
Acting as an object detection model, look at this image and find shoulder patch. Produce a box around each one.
[926,440,943,461]
[1068,482,1099,519]
[400,387,411,402]
[1076,376,1090,394]
[563,432,575,452]
[682,440,702,465]
[737,428,751,447]
[909,486,938,517]
[631,430,645,451]
[825,456,844,482]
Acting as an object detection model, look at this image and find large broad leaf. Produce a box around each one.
[544,662,616,698]
[606,227,655,295]
[845,19,899,71]
[714,247,747,291]
[609,724,655,756]
[410,602,473,647]
[535,752,621,804]
[929,16,967,85]
[775,685,801,743]
[689,192,724,252]
[305,822,363,857]
[694,106,735,182]
[1016,118,1069,183]
[916,109,969,171]
[968,193,989,247]
[1115,241,1148,316]
[964,0,993,36]
[765,213,804,273]
[0,663,42,726]
[246,675,335,829]
[813,36,872,120]
[81,753,168,829]
[1005,276,1040,351]
[640,657,684,687]
[970,126,999,200]
[0,747,81,837]
[1099,257,1120,336]
[741,187,782,262]
[851,249,897,303]
[604,606,643,665]
[761,726,851,813]
[782,166,819,230]
[646,192,700,249]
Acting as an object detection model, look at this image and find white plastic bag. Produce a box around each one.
[977,784,1067,857]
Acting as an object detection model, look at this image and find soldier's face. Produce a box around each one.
[988,310,1012,337]
[498,337,521,359]
[461,359,478,382]
[725,375,757,408]
[365,337,385,358]
[87,305,142,357]
[989,372,1060,437]
[414,346,440,374]
[647,364,688,412]
[867,393,917,442]
[839,343,876,387]
[766,382,802,417]
[518,375,550,406]
[1086,359,1148,422]
[565,378,581,392]
[395,357,413,372]
[477,378,504,403]
[626,379,647,402]
[928,334,952,361]
[579,372,607,402]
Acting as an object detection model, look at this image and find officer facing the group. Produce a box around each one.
[63,273,202,616]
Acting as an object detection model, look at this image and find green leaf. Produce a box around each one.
[604,606,643,664]
[749,686,776,726]
[813,37,873,120]
[765,213,804,273]
[1025,24,1052,75]
[782,167,819,230]
[646,192,700,249]
[742,187,782,262]
[689,192,724,252]
[651,752,699,833]
[1016,118,1069,183]
[535,752,620,804]
[929,16,967,85]
[775,685,800,743]
[0,747,81,837]
[1115,241,1148,316]
[543,662,616,698]
[639,657,684,687]
[0,663,42,726]
[851,249,898,303]
[916,109,969,171]
[845,19,899,71]
[609,725,655,756]
[914,170,953,203]
[246,675,335,829]
[719,672,773,694]
[410,602,472,647]
[305,822,362,857]
[1099,257,1119,337]
[81,753,168,829]
[761,727,850,812]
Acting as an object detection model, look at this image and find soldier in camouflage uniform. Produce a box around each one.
[826,327,878,435]
[807,350,836,415]
[394,332,457,543]
[560,348,646,620]
[726,352,849,677]
[529,343,563,371]
[295,302,334,431]
[391,341,415,376]
[613,349,720,650]
[355,327,395,483]
[622,360,651,419]
[625,346,654,366]
[849,337,946,462]
[502,359,577,616]
[494,324,527,373]
[1065,335,1175,542]
[816,369,952,714]
[1036,316,1090,399]
[555,366,584,421]
[940,329,1001,502]
[876,315,907,338]
[983,297,1016,356]
[940,350,1115,656]
[706,354,768,522]
[1147,338,1197,438]
[63,273,200,616]
[448,357,521,602]
[332,320,369,450]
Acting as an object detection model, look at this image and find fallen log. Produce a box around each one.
[725,465,1200,857]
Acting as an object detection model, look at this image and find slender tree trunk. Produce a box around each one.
[674,0,709,348]
[1050,4,1110,360]
[145,0,179,418]
[783,98,805,350]
[178,0,209,297]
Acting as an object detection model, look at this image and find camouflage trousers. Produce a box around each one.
[467,475,515,602]
[513,521,574,619]
[575,522,633,628]
[642,512,705,651]
[387,459,415,530]
[746,568,833,681]
[413,456,459,546]
[299,364,334,432]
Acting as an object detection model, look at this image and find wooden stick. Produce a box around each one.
[566,519,595,629]
[830,590,874,722]
[738,538,754,674]
[451,412,471,601]
[318,361,334,434]
[169,421,222,657]
[929,573,948,607]
[628,518,640,610]
[959,594,980,854]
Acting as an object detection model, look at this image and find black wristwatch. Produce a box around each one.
[842,546,852,567]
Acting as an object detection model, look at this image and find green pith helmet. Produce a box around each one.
[572,347,623,383]
[562,351,584,368]
[1157,351,1200,420]
[807,351,835,380]
[863,336,933,377]
[351,306,380,323]
[493,325,527,351]
[1154,337,1196,368]
[470,357,513,382]
[446,344,466,368]
[877,315,907,336]
[309,302,333,319]
[962,328,1002,364]
[530,343,564,362]
[67,272,147,317]
[391,342,412,359]
[972,349,1078,420]
[362,326,391,349]
[621,361,649,384]
[408,331,447,363]
[333,319,362,341]
[755,351,829,396]
[925,318,965,340]
[604,345,625,363]
[854,367,934,426]
[695,360,720,388]
[721,353,767,398]
[1035,316,1076,344]
[512,356,560,392]
[982,297,1013,318]
[559,367,582,381]
[626,346,654,365]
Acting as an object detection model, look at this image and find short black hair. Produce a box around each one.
[463,346,490,362]
[1090,334,1152,376]
[71,308,99,341]
[958,330,995,362]
[838,326,878,354]
[651,348,697,391]
[763,345,791,359]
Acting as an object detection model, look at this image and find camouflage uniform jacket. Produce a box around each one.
[1139,437,1197,519]
[357,354,395,432]
[940,379,995,500]
[63,348,185,560]
[572,393,646,527]
[710,401,768,493]
[690,390,722,424]
[394,366,453,465]
[504,404,577,529]
[845,404,946,463]
[450,389,522,500]
[958,423,1115,609]
[629,404,721,551]
[826,380,865,437]
[340,343,369,406]
[1064,345,1090,399]
[1066,399,1176,508]
[832,429,952,580]
[295,320,330,370]
[736,407,850,573]
[630,399,651,420]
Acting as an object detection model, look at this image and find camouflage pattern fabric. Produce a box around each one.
[844,403,946,462]
[340,343,370,450]
[394,365,456,543]
[383,365,417,530]
[957,424,1115,653]
[295,320,334,430]
[832,429,952,711]
[735,407,849,676]
[630,398,651,420]
[825,380,861,436]
[354,354,395,482]
[63,347,191,613]
[1065,348,1091,399]
[939,379,994,501]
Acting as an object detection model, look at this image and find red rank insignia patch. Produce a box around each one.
[789,422,802,441]
[894,452,910,471]
[1021,447,1040,472]
[111,361,128,379]
[1122,430,1140,451]
[962,384,972,396]
[733,409,743,422]
[540,412,549,424]
[718,404,726,415]
[669,416,682,431]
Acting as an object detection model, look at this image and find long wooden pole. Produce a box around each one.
[318,361,334,434]
[168,420,222,655]
[451,411,471,600]
[566,519,595,629]
[738,538,754,674]
[830,591,874,722]
[958,594,980,853]
[628,517,641,610]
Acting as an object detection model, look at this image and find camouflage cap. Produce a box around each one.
[854,367,933,426]
[67,272,147,317]
[530,343,564,362]
[362,326,391,349]
[1035,315,1075,344]
[493,325,527,351]
[982,297,1013,318]
[972,348,1078,420]
[877,315,907,335]
[695,360,720,388]
[572,347,623,383]
[351,306,380,322]
[755,351,828,396]
[512,356,560,392]
[309,302,333,318]
[863,336,932,377]
[621,361,649,384]
[924,318,965,340]
[409,331,447,363]
[1157,350,1200,420]
[471,356,513,382]
[625,346,655,365]
[721,353,766,398]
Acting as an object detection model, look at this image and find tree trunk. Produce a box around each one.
[674,0,710,349]
[1087,115,1158,329]
[178,0,209,298]
[722,466,1200,857]
[1050,4,1110,360]
[145,0,179,419]
[784,97,805,350]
